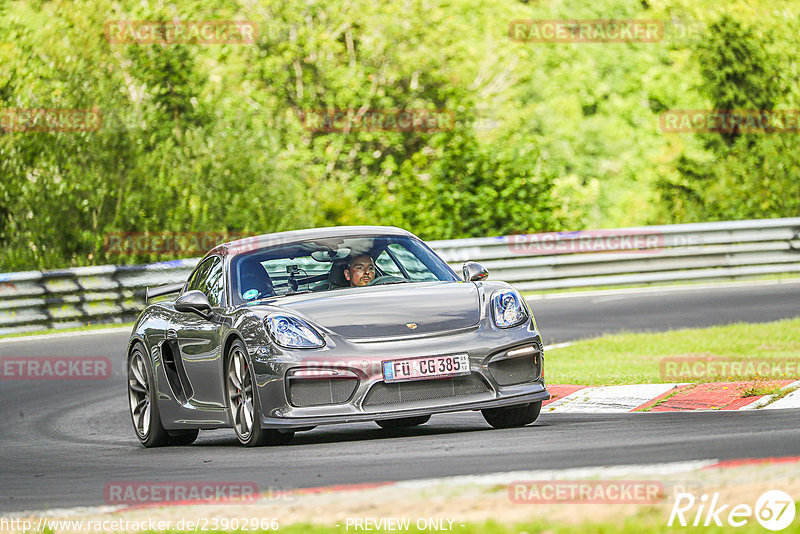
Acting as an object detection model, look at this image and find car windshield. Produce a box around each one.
[229,235,458,305]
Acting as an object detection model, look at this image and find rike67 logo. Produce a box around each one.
[669,490,796,531]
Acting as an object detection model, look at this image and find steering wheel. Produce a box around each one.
[367,275,408,286]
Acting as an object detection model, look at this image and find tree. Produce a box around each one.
[656,15,798,222]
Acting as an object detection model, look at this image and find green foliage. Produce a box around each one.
[0,0,559,270]
[373,129,561,239]
[656,11,800,222]
[695,16,785,117]
[1,0,799,271]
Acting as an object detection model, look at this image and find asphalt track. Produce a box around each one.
[532,279,800,344]
[1,281,799,512]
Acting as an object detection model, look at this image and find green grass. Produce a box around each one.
[545,318,800,385]
[740,384,785,397]
[0,322,134,340]
[636,388,683,412]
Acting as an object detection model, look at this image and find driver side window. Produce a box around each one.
[385,243,439,281]
[375,249,403,277]
[186,260,211,293]
[186,256,224,307]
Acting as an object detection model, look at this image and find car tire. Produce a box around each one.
[226,339,294,447]
[128,342,171,447]
[375,415,431,429]
[481,401,542,429]
[167,429,199,446]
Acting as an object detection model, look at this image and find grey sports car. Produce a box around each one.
[127,226,550,447]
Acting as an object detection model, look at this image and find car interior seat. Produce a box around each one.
[238,257,275,299]
[326,260,350,289]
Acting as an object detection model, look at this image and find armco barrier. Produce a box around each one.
[431,217,800,292]
[0,260,198,335]
[1,218,798,335]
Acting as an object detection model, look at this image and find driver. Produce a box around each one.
[343,254,376,287]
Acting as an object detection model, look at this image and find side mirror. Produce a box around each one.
[175,290,212,317]
[462,261,489,282]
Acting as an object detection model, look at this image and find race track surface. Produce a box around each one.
[1,281,799,512]
[532,280,800,344]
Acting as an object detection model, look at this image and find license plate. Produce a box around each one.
[382,354,470,383]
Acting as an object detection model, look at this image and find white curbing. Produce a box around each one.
[549,384,683,413]
[763,381,800,410]
[544,380,800,413]
[740,395,777,410]
[544,386,592,412]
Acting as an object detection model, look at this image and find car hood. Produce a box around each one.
[271,282,481,340]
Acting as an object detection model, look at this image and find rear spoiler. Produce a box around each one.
[145,282,185,303]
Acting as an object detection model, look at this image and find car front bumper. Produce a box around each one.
[248,321,550,430]
[258,385,550,429]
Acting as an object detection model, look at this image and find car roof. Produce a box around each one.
[205,225,415,258]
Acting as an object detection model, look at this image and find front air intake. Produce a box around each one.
[287,369,359,407]
[363,375,490,406]
[488,345,542,386]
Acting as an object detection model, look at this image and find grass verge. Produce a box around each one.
[545,317,800,385]
[740,384,785,397]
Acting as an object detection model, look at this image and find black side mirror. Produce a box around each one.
[175,290,212,318]
[462,261,489,282]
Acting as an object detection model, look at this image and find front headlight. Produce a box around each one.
[491,289,528,328]
[265,314,325,349]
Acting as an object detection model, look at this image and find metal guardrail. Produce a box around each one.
[0,260,199,335]
[1,218,799,335]
[431,217,800,292]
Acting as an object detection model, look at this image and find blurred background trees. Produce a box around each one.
[1,0,798,270]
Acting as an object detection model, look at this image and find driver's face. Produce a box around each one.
[344,255,376,287]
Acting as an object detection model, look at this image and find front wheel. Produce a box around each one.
[226,339,293,446]
[481,402,542,429]
[128,342,170,447]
